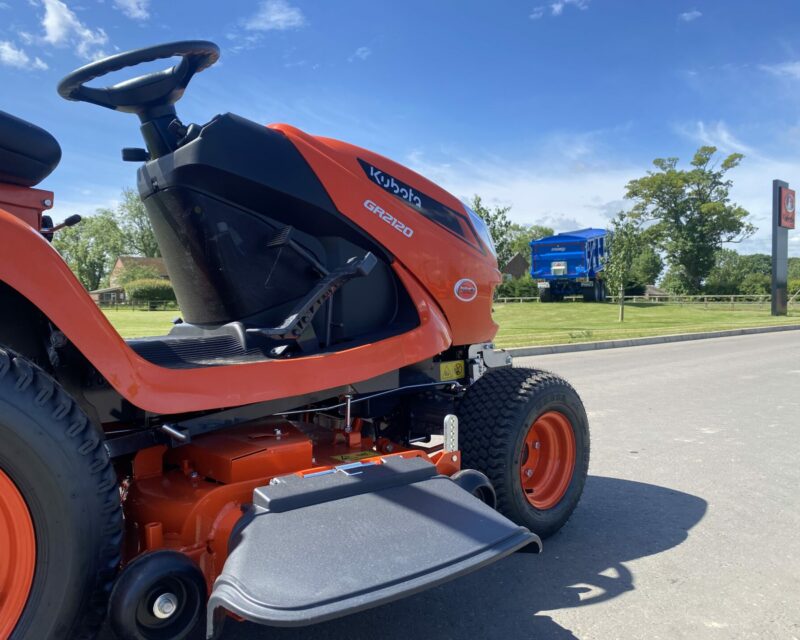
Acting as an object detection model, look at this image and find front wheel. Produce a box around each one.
[0,347,122,639]
[458,367,589,539]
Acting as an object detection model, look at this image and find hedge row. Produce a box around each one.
[123,278,176,302]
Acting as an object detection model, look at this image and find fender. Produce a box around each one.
[0,208,452,415]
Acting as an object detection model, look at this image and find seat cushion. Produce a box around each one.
[0,111,61,186]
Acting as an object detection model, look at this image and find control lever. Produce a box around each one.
[41,214,82,242]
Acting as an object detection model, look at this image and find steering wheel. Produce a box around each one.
[57,41,219,116]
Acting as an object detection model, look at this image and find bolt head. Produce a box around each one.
[153,592,178,619]
[525,469,533,478]
[534,441,541,450]
[451,454,458,462]
[42,198,53,207]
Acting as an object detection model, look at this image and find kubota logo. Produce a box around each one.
[454,278,478,302]
[363,200,414,238]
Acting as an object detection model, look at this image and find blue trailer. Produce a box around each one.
[530,228,608,302]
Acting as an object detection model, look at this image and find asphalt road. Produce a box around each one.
[102,331,800,640]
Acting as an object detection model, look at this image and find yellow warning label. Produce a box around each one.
[330,450,381,462]
[439,360,466,381]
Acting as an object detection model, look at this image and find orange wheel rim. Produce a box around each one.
[0,469,35,638]
[519,411,576,510]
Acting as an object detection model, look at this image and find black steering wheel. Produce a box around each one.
[57,41,219,116]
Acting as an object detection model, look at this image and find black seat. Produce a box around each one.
[0,110,61,187]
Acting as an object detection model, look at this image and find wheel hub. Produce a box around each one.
[152,592,178,619]
[519,411,576,510]
[0,468,36,638]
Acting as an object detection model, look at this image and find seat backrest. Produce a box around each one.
[0,111,61,187]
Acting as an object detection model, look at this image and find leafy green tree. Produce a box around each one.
[470,195,513,267]
[53,211,125,290]
[789,257,800,281]
[704,249,748,295]
[99,188,160,258]
[625,146,755,293]
[629,245,663,290]
[507,223,554,268]
[739,273,770,295]
[604,212,642,321]
[659,268,689,295]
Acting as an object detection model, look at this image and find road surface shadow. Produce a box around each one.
[214,475,706,640]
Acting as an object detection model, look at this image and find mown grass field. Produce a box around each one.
[492,301,800,347]
[102,302,800,347]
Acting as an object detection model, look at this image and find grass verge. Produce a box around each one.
[102,303,800,347]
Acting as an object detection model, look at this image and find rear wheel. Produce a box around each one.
[458,367,589,538]
[0,347,122,639]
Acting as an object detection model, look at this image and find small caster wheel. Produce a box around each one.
[109,550,207,640]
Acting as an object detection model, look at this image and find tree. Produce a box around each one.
[53,211,125,290]
[604,212,642,321]
[704,249,748,295]
[470,195,513,267]
[629,245,664,291]
[99,188,160,258]
[507,223,554,268]
[739,272,770,295]
[625,146,755,294]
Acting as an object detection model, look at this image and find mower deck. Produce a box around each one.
[206,457,538,636]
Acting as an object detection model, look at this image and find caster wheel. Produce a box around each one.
[109,551,207,640]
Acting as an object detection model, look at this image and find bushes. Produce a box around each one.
[123,278,176,303]
[495,276,539,298]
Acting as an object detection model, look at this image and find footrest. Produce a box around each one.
[206,457,537,636]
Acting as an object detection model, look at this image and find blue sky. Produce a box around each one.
[1,0,799,255]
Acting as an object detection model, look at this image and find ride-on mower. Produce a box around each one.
[0,41,589,640]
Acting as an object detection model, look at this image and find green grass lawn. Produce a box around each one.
[103,302,800,347]
[103,309,178,338]
[492,301,800,348]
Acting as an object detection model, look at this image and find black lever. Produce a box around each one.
[248,252,378,352]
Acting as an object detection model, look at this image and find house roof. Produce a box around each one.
[115,255,168,277]
[501,252,529,278]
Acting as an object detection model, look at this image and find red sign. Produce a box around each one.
[780,187,795,229]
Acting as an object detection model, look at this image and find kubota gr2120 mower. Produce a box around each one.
[0,41,589,640]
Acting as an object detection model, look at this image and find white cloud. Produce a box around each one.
[40,0,108,59]
[676,120,756,156]
[679,10,702,22]
[349,46,371,62]
[406,147,638,234]
[406,121,799,256]
[760,61,800,79]
[245,0,306,31]
[113,0,149,21]
[0,40,48,70]
[531,1,589,20]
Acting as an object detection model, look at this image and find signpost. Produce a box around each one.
[772,180,795,315]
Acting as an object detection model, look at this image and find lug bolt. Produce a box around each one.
[534,441,541,450]
[525,469,533,478]
[153,592,178,619]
